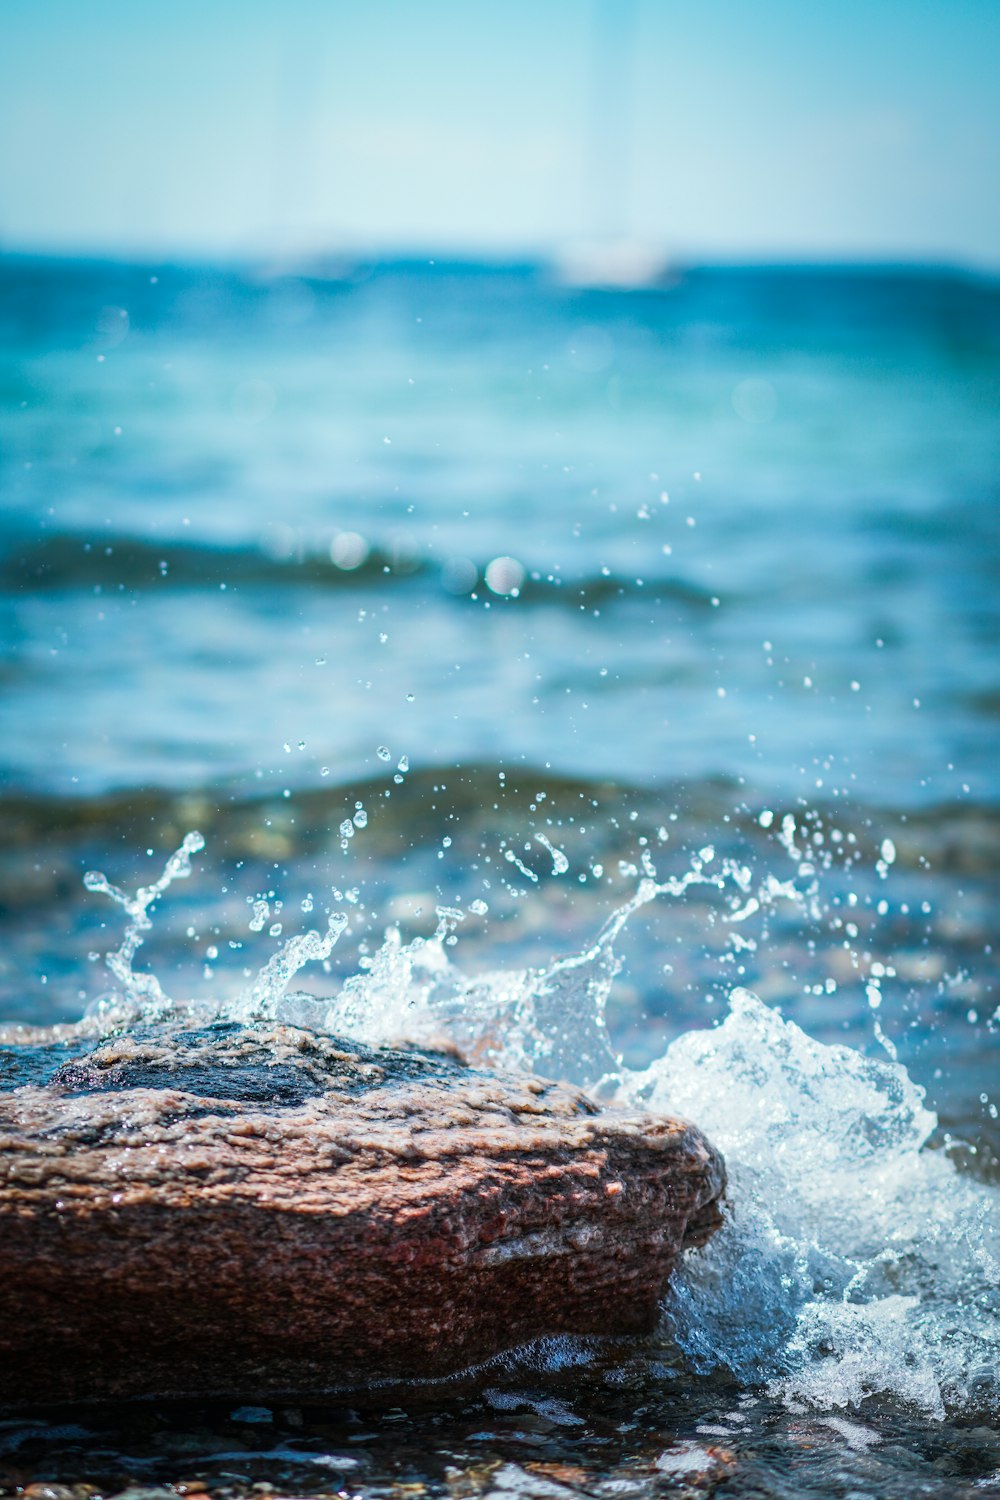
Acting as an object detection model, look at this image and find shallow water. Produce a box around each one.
[1,255,998,1494]
[2,1371,999,1500]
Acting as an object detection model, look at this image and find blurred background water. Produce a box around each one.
[3,256,999,806]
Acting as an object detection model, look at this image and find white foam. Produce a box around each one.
[622,989,999,1418]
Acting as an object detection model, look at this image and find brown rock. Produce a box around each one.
[0,1019,724,1406]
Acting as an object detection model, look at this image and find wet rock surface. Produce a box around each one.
[0,1020,725,1407]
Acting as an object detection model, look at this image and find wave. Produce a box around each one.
[0,530,717,611]
[634,991,1000,1418]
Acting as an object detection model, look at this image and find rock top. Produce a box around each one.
[0,1020,725,1406]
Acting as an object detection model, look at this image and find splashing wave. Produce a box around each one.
[70,834,1000,1421]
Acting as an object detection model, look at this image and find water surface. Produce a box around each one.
[1,254,998,1496]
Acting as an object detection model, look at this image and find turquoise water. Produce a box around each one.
[2,258,998,802]
[1,255,999,1494]
[2,253,997,1106]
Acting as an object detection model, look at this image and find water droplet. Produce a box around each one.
[535,831,569,875]
[377,745,391,761]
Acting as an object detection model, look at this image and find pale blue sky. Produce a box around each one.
[1,0,998,264]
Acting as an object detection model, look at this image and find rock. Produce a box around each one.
[0,1020,725,1407]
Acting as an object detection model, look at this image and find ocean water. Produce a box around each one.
[1,254,999,1497]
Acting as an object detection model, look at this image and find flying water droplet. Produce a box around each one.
[535,831,569,875]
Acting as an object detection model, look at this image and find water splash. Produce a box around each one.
[83,831,205,1014]
[534,831,569,875]
[76,826,999,1420]
[623,990,999,1418]
[240,909,350,1020]
[314,873,672,1084]
[83,831,353,1025]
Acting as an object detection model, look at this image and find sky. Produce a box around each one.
[1,0,998,266]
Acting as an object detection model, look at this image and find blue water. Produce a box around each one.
[1,257,999,1492]
[2,257,998,804]
[2,248,998,1075]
